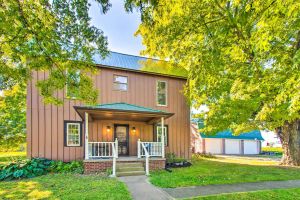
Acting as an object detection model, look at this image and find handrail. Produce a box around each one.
[141,142,149,176]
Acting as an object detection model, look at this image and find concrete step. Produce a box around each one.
[117,166,145,172]
[117,162,144,168]
[117,171,145,177]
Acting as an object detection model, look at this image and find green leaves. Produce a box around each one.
[0,0,110,104]
[131,0,300,134]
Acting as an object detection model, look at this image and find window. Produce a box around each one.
[64,121,82,147]
[155,124,168,146]
[113,75,128,91]
[156,80,167,106]
[66,70,80,98]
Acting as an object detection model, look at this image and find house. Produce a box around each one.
[191,122,264,155]
[26,52,190,176]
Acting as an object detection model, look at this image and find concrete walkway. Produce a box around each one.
[118,175,173,200]
[162,179,300,199]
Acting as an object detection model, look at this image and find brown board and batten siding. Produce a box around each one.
[27,67,190,161]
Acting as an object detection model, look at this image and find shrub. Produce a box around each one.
[0,158,84,181]
[0,158,52,181]
[50,160,83,174]
[166,152,187,163]
[192,153,216,160]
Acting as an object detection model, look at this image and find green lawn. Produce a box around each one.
[189,188,300,200]
[0,152,26,165]
[0,173,131,200]
[150,158,300,188]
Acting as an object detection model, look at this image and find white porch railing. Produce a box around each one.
[137,139,165,176]
[138,141,163,157]
[87,139,118,177]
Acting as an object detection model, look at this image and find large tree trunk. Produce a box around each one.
[276,119,300,166]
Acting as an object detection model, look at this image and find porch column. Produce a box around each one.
[161,117,165,158]
[85,112,89,160]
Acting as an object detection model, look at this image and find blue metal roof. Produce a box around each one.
[200,130,264,140]
[76,102,172,114]
[93,51,153,70]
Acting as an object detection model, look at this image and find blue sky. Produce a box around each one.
[89,0,144,56]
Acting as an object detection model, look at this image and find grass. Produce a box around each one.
[188,188,300,200]
[0,152,26,165]
[0,173,131,200]
[150,157,300,188]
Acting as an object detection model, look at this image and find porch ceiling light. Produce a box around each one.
[132,127,136,133]
[107,126,111,132]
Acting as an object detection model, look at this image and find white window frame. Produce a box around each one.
[113,74,128,91]
[156,125,168,146]
[66,122,81,147]
[156,80,167,106]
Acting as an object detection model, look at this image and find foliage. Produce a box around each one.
[166,152,187,163]
[0,0,112,104]
[0,173,131,200]
[0,158,52,181]
[192,153,216,159]
[50,160,83,174]
[262,147,283,155]
[139,59,187,77]
[0,84,26,149]
[150,158,300,188]
[129,0,300,133]
[0,151,26,165]
[0,157,83,181]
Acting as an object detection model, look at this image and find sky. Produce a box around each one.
[89,0,144,56]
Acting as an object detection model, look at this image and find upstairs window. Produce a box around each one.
[64,121,82,147]
[113,75,128,91]
[66,70,80,98]
[156,80,167,106]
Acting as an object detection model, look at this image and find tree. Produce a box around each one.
[0,0,111,104]
[0,84,26,149]
[129,0,300,165]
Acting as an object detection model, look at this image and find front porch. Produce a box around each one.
[74,103,173,176]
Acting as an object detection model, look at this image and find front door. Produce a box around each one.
[114,124,129,156]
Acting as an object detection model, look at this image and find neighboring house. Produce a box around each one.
[191,122,264,155]
[26,52,190,176]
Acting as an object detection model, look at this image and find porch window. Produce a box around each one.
[156,80,167,106]
[66,70,81,98]
[64,121,82,147]
[155,124,168,146]
[113,75,128,91]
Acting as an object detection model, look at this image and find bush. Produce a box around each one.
[192,153,216,160]
[0,158,84,181]
[0,158,52,181]
[166,152,187,163]
[262,147,283,155]
[50,160,83,174]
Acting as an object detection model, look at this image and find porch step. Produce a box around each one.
[117,162,144,168]
[117,166,145,172]
[117,171,145,177]
[116,161,145,177]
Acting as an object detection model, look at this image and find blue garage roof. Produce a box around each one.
[200,130,264,140]
[93,51,155,71]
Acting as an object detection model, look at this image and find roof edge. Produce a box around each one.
[96,64,187,80]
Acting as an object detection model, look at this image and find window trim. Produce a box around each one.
[156,80,168,106]
[65,70,81,99]
[64,120,82,147]
[153,124,169,146]
[113,74,128,91]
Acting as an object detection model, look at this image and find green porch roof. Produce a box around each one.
[75,102,172,114]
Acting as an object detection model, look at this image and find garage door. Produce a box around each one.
[205,139,222,154]
[244,140,258,154]
[225,139,240,154]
